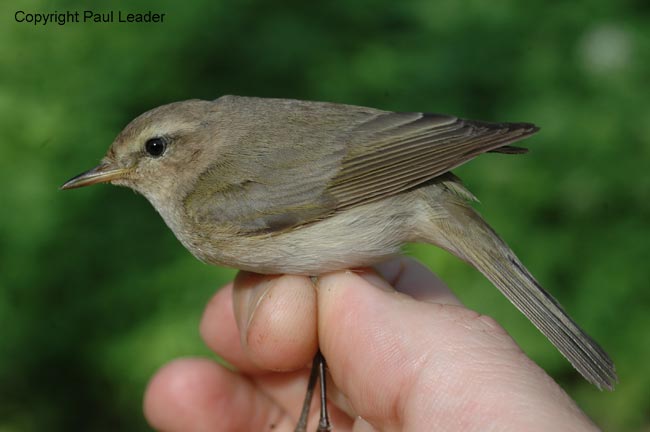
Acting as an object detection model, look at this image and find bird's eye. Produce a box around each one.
[145,137,166,157]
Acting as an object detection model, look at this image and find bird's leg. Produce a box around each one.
[295,276,332,431]
[316,351,332,431]
[295,351,324,432]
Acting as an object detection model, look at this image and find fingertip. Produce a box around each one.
[317,269,403,350]
[235,273,318,371]
[144,358,288,431]
[143,358,226,431]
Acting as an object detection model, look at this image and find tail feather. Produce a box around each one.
[428,198,617,390]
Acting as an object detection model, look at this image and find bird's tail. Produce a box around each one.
[421,189,617,390]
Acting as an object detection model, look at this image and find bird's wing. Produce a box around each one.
[327,111,537,210]
[185,99,538,234]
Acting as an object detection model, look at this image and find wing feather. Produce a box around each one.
[328,114,538,209]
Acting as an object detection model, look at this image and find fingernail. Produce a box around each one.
[233,273,274,335]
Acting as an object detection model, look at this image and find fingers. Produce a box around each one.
[145,358,357,432]
[143,358,293,431]
[317,268,598,431]
[200,275,355,427]
[197,257,595,430]
[201,258,454,373]
[374,257,462,305]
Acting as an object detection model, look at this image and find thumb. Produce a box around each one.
[316,260,593,430]
[317,267,467,428]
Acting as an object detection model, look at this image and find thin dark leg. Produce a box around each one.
[316,351,332,431]
[294,353,321,432]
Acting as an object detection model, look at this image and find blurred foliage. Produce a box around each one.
[1,0,649,430]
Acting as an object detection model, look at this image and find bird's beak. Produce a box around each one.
[60,163,129,190]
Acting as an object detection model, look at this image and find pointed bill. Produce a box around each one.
[60,164,129,190]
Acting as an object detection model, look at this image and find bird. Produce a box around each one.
[62,95,617,430]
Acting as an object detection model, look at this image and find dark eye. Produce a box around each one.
[145,137,166,157]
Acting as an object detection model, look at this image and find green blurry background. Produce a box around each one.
[1,0,649,430]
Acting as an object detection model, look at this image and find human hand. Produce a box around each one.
[143,257,599,431]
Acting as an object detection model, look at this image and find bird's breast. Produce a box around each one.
[176,195,421,275]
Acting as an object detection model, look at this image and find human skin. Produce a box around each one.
[143,257,599,431]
